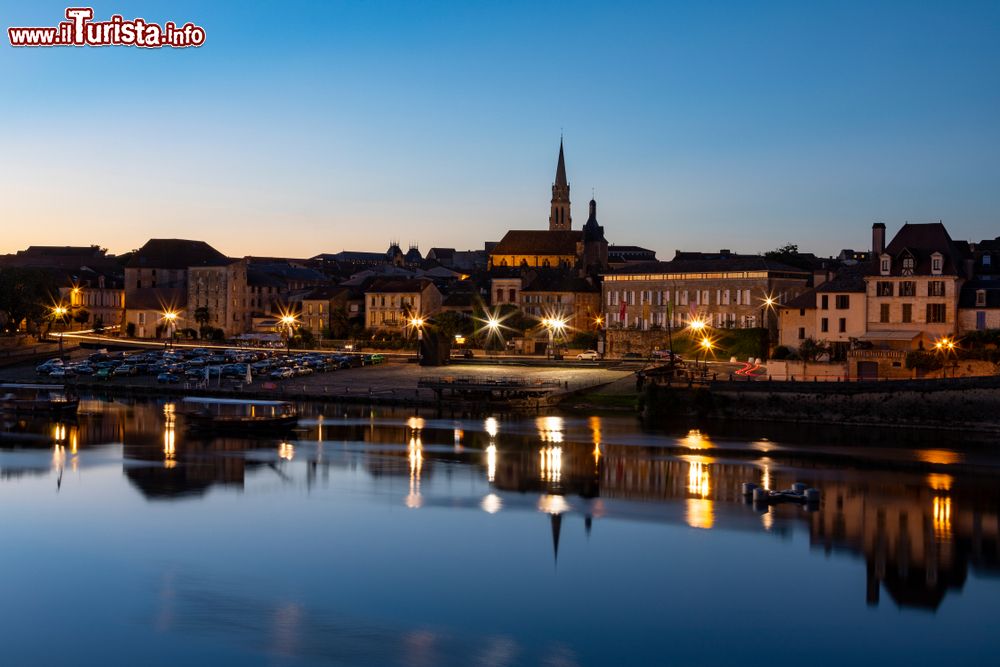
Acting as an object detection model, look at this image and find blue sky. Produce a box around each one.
[1,0,998,258]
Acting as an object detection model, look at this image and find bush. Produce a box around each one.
[772,345,795,360]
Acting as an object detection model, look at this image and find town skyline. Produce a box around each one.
[3,1,999,257]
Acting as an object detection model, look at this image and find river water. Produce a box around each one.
[1,396,998,666]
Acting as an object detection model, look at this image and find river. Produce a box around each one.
[1,395,998,666]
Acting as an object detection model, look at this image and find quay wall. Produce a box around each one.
[641,376,1000,431]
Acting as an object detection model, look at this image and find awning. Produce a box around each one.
[858,330,921,341]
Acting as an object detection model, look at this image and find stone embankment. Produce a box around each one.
[640,375,1000,431]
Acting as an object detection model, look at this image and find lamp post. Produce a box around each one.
[409,317,424,362]
[51,305,68,356]
[280,314,297,352]
[699,337,713,373]
[594,315,605,358]
[162,311,178,348]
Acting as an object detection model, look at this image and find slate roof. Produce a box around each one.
[881,223,968,276]
[779,289,817,310]
[127,239,231,269]
[522,271,599,293]
[491,230,582,256]
[366,278,434,294]
[959,280,1000,308]
[610,256,809,276]
[815,265,868,293]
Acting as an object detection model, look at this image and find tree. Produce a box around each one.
[765,243,799,258]
[0,268,59,334]
[328,306,351,339]
[798,337,830,362]
[92,316,104,334]
[73,309,90,327]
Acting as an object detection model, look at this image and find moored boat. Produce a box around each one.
[180,397,298,431]
[0,383,79,415]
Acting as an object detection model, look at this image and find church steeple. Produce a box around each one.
[549,138,571,231]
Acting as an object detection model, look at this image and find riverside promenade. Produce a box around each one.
[0,353,634,409]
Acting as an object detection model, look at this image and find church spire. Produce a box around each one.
[549,138,571,231]
[555,138,567,187]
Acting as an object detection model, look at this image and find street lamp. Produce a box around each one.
[542,316,567,359]
[409,316,425,361]
[699,337,714,372]
[162,311,178,347]
[51,305,69,355]
[280,314,297,352]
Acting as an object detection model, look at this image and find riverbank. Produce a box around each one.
[634,375,1000,432]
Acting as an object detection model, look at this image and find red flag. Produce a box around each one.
[619,300,627,321]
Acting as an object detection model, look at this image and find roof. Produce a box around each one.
[959,280,1000,308]
[779,289,817,309]
[882,222,968,276]
[608,245,656,254]
[127,239,231,270]
[18,245,106,258]
[491,230,582,257]
[301,286,360,301]
[609,256,810,277]
[815,265,868,293]
[522,271,598,293]
[858,330,921,341]
[366,278,434,294]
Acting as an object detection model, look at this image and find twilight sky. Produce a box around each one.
[1,0,998,259]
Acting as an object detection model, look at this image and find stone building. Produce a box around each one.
[187,260,250,338]
[125,239,245,339]
[364,278,443,331]
[777,266,867,356]
[520,272,602,332]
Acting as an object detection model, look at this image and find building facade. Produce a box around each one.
[364,279,443,331]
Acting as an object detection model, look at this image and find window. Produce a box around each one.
[876,281,893,297]
[799,308,805,316]
[821,295,829,310]
[984,255,992,267]
[880,258,890,275]
[744,289,751,305]
[928,281,945,297]
[702,290,710,305]
[835,295,850,309]
[902,257,914,275]
[902,304,912,323]
[900,281,916,297]
[798,327,805,340]
[926,303,946,323]
[509,288,516,302]
[880,304,890,323]
[820,318,829,333]
[838,318,846,333]
[976,290,986,307]
[931,256,942,274]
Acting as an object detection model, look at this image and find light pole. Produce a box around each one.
[51,305,68,356]
[699,337,713,373]
[280,314,297,352]
[162,311,178,348]
[409,317,424,361]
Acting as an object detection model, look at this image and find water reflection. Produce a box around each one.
[1,397,999,615]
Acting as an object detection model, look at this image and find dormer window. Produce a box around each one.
[984,255,992,267]
[901,256,914,276]
[931,252,943,275]
[976,290,987,307]
[879,253,891,276]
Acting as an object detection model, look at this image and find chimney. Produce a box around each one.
[872,223,886,256]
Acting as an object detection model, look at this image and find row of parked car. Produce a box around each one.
[35,348,386,383]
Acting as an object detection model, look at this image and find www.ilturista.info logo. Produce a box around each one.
[8,7,205,48]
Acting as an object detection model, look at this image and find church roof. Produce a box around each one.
[491,230,581,257]
[127,239,232,270]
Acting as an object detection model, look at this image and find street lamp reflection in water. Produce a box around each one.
[407,435,423,509]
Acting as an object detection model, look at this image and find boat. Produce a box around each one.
[179,397,298,431]
[0,383,79,415]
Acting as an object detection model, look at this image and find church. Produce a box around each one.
[488,140,609,275]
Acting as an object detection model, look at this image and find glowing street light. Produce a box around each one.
[161,310,179,346]
[699,337,714,371]
[687,317,706,334]
[278,312,298,351]
[541,315,567,360]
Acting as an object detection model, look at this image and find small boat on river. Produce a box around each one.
[0,384,79,415]
[180,397,298,432]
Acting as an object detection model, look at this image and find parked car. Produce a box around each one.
[576,350,599,361]
[622,352,643,360]
[156,373,181,384]
[113,365,137,376]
